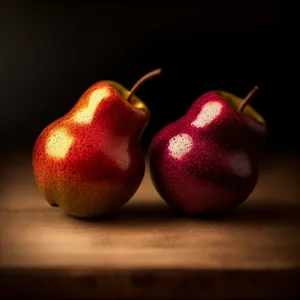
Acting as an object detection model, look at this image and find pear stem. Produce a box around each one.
[127,68,163,102]
[238,85,260,112]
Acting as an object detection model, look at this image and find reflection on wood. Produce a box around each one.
[0,154,300,298]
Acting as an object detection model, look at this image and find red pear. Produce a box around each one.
[33,69,162,218]
[149,87,267,216]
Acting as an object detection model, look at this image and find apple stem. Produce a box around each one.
[238,85,260,112]
[127,69,163,103]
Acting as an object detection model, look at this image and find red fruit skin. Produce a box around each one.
[32,82,148,218]
[149,92,267,216]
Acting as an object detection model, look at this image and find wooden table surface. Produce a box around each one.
[1,153,300,298]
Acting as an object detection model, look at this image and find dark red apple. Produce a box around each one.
[149,87,267,216]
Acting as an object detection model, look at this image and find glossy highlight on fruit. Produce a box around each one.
[149,87,267,216]
[33,69,162,218]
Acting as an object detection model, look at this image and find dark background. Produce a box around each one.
[0,0,298,155]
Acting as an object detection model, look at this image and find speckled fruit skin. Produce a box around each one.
[149,91,268,216]
[33,82,148,218]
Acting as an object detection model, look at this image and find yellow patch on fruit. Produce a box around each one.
[46,127,74,159]
[72,87,110,124]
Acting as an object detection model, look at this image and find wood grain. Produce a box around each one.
[1,154,300,298]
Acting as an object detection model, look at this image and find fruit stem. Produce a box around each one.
[238,85,260,112]
[127,68,163,102]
